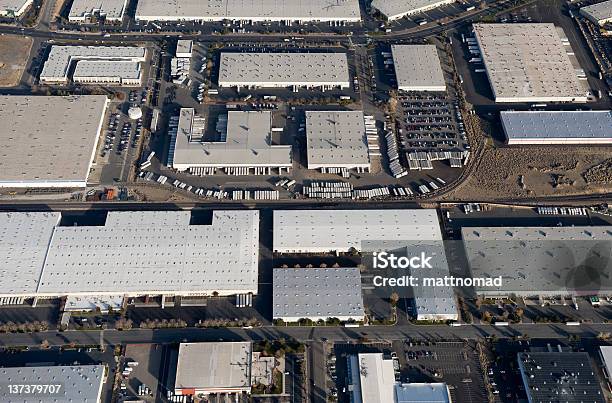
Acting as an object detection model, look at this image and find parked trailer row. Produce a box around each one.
[303,181,353,199]
[537,206,588,216]
[235,293,253,307]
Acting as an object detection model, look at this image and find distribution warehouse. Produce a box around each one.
[462,225,612,297]
[174,342,252,396]
[135,0,361,22]
[273,267,364,322]
[518,352,605,403]
[0,365,106,402]
[305,110,371,171]
[0,95,108,188]
[218,52,350,90]
[0,210,259,303]
[371,0,455,20]
[472,23,587,103]
[170,109,292,174]
[500,110,612,145]
[580,0,612,26]
[0,0,32,16]
[391,45,447,92]
[40,46,146,86]
[273,209,458,321]
[273,209,443,253]
[347,353,452,403]
[68,0,128,22]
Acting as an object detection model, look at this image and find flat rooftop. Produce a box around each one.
[172,109,292,169]
[218,52,350,86]
[500,110,612,144]
[473,23,586,102]
[135,0,361,21]
[175,342,252,392]
[0,0,30,15]
[0,210,259,297]
[40,45,146,83]
[356,353,396,403]
[69,0,127,20]
[273,267,364,320]
[392,45,446,91]
[273,209,442,253]
[305,111,370,169]
[462,226,612,296]
[581,0,612,23]
[372,0,454,19]
[394,383,451,403]
[0,365,105,401]
[0,95,108,188]
[73,60,141,80]
[518,352,605,403]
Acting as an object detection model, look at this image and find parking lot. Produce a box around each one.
[119,344,166,402]
[393,341,488,403]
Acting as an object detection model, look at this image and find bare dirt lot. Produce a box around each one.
[0,35,32,87]
[442,145,612,201]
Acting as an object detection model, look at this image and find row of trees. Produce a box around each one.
[0,321,49,333]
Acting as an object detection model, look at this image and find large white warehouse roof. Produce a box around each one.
[171,109,292,171]
[392,45,446,92]
[273,209,442,253]
[218,52,350,88]
[40,45,146,85]
[0,210,260,298]
[273,267,364,322]
[135,0,361,22]
[0,95,108,188]
[305,110,370,170]
[175,342,252,395]
[0,365,105,402]
[68,0,128,21]
[580,0,612,25]
[500,110,612,144]
[372,0,455,20]
[473,23,587,103]
[462,226,612,297]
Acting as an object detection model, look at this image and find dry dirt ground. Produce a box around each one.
[442,145,612,201]
[0,35,32,87]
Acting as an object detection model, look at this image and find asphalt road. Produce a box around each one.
[0,322,611,348]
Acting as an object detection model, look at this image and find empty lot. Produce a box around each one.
[0,35,32,87]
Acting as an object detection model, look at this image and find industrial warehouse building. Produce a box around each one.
[170,109,292,175]
[68,0,128,22]
[580,0,612,26]
[0,365,106,402]
[472,23,587,103]
[500,110,612,145]
[348,353,451,403]
[0,0,32,17]
[218,52,350,90]
[462,225,612,297]
[391,45,447,92]
[174,342,253,396]
[40,46,146,86]
[518,352,605,403]
[0,210,259,304]
[273,209,443,253]
[273,209,458,321]
[0,95,108,188]
[272,267,364,322]
[305,110,371,171]
[372,0,455,20]
[135,0,361,22]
